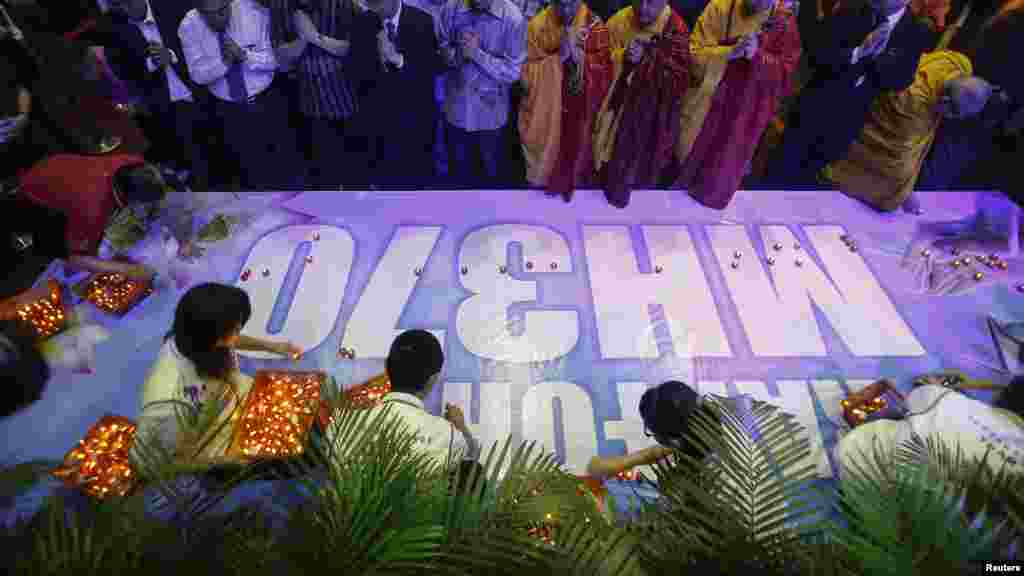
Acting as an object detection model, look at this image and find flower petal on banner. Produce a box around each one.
[174,268,192,290]
[40,324,111,373]
[38,339,64,366]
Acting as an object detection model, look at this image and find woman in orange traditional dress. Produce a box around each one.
[518,0,613,201]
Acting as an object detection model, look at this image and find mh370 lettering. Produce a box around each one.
[235,223,926,362]
[232,223,926,476]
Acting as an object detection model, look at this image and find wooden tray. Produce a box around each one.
[74,270,153,316]
[0,279,69,341]
[228,370,325,460]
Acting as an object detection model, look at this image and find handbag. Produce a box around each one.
[840,378,908,428]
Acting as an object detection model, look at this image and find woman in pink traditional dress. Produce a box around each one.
[673,0,800,210]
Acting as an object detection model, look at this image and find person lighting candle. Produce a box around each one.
[131,283,302,471]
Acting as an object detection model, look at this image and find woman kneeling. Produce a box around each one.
[131,283,301,473]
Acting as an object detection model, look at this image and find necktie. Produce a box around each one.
[386,21,399,50]
[222,33,248,103]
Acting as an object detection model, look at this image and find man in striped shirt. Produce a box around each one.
[268,0,357,189]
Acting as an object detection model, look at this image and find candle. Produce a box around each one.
[230,371,324,459]
[77,271,153,315]
[10,279,68,341]
[52,415,139,499]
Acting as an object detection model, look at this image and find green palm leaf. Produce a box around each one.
[633,398,826,574]
[0,459,62,507]
[4,380,629,575]
[892,433,1024,558]
[830,436,1015,575]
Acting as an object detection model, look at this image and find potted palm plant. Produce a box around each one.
[1,392,1020,574]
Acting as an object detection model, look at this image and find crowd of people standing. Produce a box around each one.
[0,0,1022,215]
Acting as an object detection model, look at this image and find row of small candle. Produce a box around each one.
[52,415,139,499]
[16,299,65,340]
[840,395,888,425]
[79,272,152,315]
[919,248,1011,284]
[346,376,391,408]
[10,279,67,341]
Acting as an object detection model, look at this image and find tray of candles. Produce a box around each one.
[228,370,325,460]
[52,415,139,499]
[0,279,68,341]
[73,271,153,316]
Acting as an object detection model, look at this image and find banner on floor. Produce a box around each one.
[230,192,948,478]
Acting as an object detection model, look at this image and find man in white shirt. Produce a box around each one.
[100,0,214,191]
[179,0,302,190]
[329,330,480,468]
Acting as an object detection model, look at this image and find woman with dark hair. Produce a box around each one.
[0,319,49,418]
[587,380,724,479]
[582,380,729,519]
[132,283,302,469]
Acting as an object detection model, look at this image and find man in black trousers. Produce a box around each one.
[350,0,443,188]
[765,0,931,187]
[97,0,215,191]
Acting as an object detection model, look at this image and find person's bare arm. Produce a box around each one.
[586,445,673,479]
[234,334,302,358]
[955,380,1006,390]
[309,34,350,56]
[66,254,154,279]
[293,10,349,57]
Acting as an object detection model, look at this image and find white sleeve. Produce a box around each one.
[139,342,182,410]
[451,424,480,461]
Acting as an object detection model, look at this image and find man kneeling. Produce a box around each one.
[327,330,480,468]
[11,152,199,280]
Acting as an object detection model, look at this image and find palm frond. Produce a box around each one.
[13,491,154,574]
[634,398,826,574]
[0,460,63,507]
[831,436,1016,574]
[271,401,450,574]
[892,433,1024,557]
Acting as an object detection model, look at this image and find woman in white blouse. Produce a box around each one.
[131,283,301,471]
[837,376,1024,479]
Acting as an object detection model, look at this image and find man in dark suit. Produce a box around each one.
[351,0,443,188]
[98,0,213,191]
[765,0,931,187]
